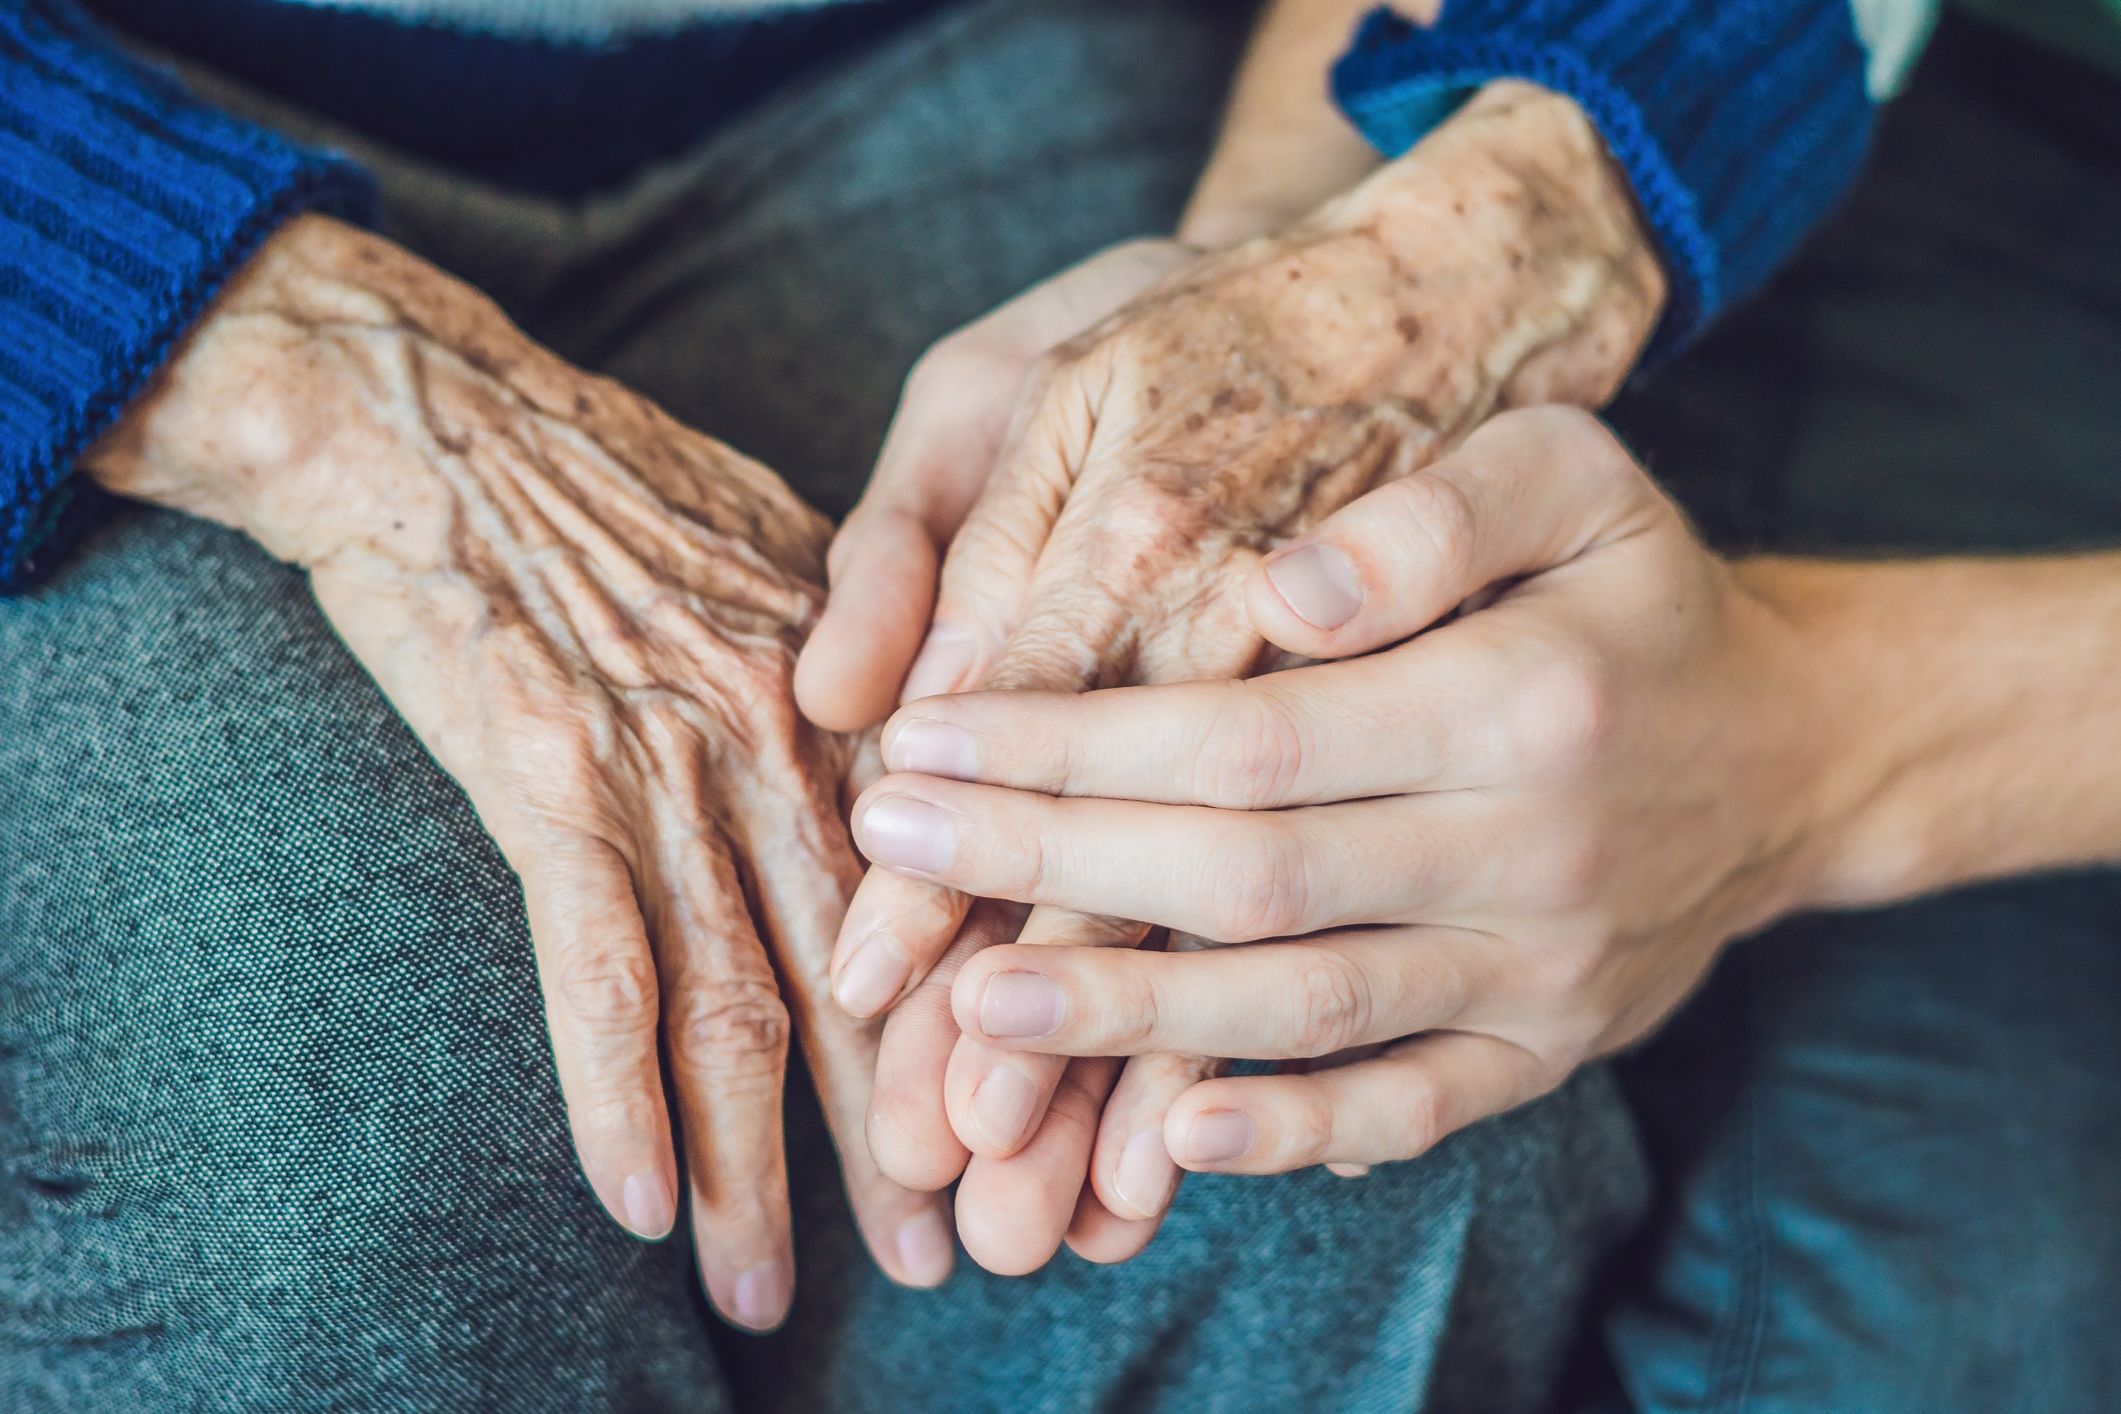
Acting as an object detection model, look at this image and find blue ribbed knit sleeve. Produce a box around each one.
[0,1,372,591]
[1331,0,1877,358]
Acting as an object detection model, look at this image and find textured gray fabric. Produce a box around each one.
[0,2,1651,1409]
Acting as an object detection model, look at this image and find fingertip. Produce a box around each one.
[944,945,999,1037]
[867,1098,970,1192]
[867,1014,973,1192]
[1246,542,1367,660]
[831,928,912,1019]
[879,699,986,781]
[891,1204,958,1288]
[949,948,1069,1047]
[953,1163,1068,1277]
[852,1190,957,1289]
[946,1036,1064,1159]
[1164,1086,1270,1174]
[709,1257,794,1334]
[1063,1186,1163,1265]
[795,601,909,733]
[794,514,939,732]
[692,1191,797,1333]
[897,622,983,705]
[616,1167,678,1241]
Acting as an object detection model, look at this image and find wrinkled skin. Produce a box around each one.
[797,84,1668,1274]
[86,216,952,1331]
[857,408,1837,1179]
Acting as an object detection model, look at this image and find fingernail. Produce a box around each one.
[858,796,956,874]
[1327,1162,1372,1179]
[1179,1110,1256,1164]
[888,719,980,779]
[969,1064,1040,1149]
[1266,543,1362,630]
[834,932,909,1017]
[895,1208,954,1286]
[731,1260,791,1331]
[1113,1128,1177,1218]
[979,971,1064,1039]
[620,1170,673,1239]
[902,625,977,702]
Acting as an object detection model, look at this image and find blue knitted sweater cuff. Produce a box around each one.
[1331,0,1877,359]
[0,1,373,592]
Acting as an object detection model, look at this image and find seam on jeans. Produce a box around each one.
[1705,947,1771,1411]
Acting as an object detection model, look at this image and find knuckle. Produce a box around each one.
[1522,928,1610,1003]
[978,816,1053,903]
[1510,649,1617,772]
[1108,963,1166,1051]
[1531,830,1609,913]
[1101,482,1200,548]
[1398,471,1480,592]
[556,947,660,1035]
[1532,403,1611,447]
[1202,825,1310,942]
[1285,1086,1338,1168]
[667,980,791,1080]
[1194,684,1309,808]
[1281,947,1372,1058]
[1388,1078,1447,1159]
[902,337,984,400]
[576,1091,663,1140]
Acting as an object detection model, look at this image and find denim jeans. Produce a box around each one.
[0,3,1648,1409]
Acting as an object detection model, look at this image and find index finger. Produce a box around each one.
[880,633,1524,809]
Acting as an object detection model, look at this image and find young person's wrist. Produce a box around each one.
[1727,556,2103,919]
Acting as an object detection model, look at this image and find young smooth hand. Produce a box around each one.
[853,407,1854,1179]
[798,85,1666,1273]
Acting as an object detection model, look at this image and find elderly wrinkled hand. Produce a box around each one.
[854,406,1840,1176]
[85,215,951,1330]
[798,83,1667,1274]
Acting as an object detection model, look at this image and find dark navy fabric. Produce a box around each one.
[0,0,372,593]
[82,0,957,194]
[0,0,948,596]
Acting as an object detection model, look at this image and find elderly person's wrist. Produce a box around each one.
[1314,81,1667,402]
[85,215,426,562]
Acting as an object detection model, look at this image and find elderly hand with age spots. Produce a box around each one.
[83,215,954,1330]
[795,82,1667,1274]
[852,406,1844,1181]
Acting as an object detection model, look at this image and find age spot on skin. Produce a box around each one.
[1396,315,1423,344]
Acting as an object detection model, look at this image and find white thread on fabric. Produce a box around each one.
[1849,0,1940,97]
[267,0,882,43]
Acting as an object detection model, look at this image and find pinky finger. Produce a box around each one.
[1164,1032,1556,1175]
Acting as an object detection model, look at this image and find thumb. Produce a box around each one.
[799,241,1194,731]
[1245,406,1660,659]
[796,339,1027,732]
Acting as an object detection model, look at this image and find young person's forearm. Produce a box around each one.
[1759,555,2121,908]
[1178,0,1425,246]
